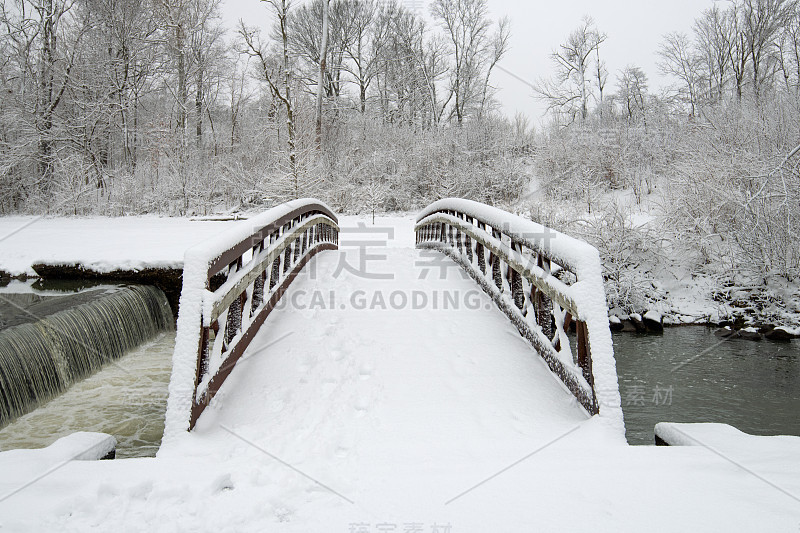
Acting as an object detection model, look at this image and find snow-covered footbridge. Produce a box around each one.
[163,198,623,445]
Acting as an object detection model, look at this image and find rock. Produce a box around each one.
[714,327,738,339]
[629,313,647,332]
[643,310,664,333]
[738,328,762,341]
[609,315,624,331]
[621,319,638,332]
[765,328,794,342]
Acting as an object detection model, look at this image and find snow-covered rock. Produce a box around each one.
[629,313,646,332]
[766,327,799,341]
[642,310,663,332]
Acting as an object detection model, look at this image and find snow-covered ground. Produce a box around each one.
[0,215,798,531]
[0,216,235,276]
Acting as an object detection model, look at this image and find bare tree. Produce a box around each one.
[239,0,298,196]
[431,0,504,124]
[740,0,791,100]
[315,0,329,140]
[728,2,750,100]
[694,4,734,102]
[341,0,380,114]
[617,65,649,125]
[1,0,89,188]
[776,1,800,95]
[595,45,608,115]
[534,16,606,122]
[478,16,510,118]
[658,31,702,116]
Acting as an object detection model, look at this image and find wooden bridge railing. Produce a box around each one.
[415,199,623,428]
[163,199,339,435]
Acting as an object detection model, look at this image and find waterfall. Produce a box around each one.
[0,285,174,427]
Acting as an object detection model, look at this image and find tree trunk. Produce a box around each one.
[196,67,203,148]
[315,0,330,143]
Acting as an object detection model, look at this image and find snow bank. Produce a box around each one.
[0,216,235,276]
[161,199,337,449]
[655,422,800,453]
[416,199,624,437]
[0,432,116,464]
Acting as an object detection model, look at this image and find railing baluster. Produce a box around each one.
[293,234,301,263]
[283,241,293,273]
[491,228,502,290]
[251,241,265,316]
[476,222,486,274]
[576,321,593,386]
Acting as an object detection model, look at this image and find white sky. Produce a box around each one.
[220,0,716,125]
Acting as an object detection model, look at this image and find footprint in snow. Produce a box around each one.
[354,397,370,416]
[334,445,350,458]
[358,362,374,380]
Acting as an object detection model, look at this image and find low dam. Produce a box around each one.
[0,285,174,426]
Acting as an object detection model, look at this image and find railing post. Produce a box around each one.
[251,241,265,315]
[576,321,594,387]
[535,256,553,338]
[509,241,524,310]
[491,228,502,290]
[476,221,486,274]
[283,241,293,273]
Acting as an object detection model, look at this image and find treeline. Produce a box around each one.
[0,0,524,215]
[533,1,800,311]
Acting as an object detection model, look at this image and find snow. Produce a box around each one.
[776,326,800,336]
[0,216,236,276]
[643,309,662,323]
[1,214,799,530]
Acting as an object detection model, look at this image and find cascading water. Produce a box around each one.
[0,285,174,427]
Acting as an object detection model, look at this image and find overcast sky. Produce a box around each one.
[221,0,717,125]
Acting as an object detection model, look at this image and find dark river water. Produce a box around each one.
[613,327,800,445]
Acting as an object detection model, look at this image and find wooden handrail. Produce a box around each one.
[415,199,623,430]
[163,199,339,435]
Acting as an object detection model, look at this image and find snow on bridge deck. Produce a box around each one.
[161,215,608,506]
[0,216,798,531]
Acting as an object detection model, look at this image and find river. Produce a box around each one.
[0,326,797,455]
